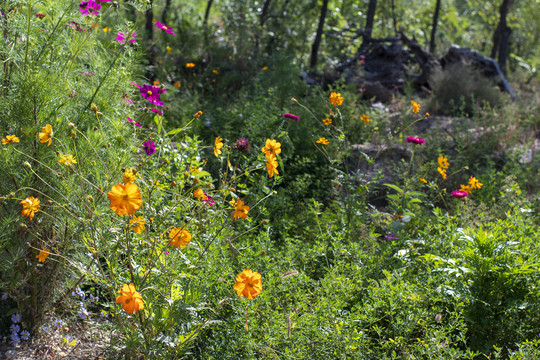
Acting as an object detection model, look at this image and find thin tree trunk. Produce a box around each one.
[260,0,272,27]
[310,0,329,69]
[161,0,171,24]
[364,0,377,43]
[203,0,213,28]
[429,0,441,53]
[491,0,513,74]
[145,0,155,81]
[391,0,397,34]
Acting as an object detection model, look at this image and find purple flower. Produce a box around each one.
[67,20,85,32]
[138,84,166,107]
[11,313,21,323]
[35,13,46,19]
[79,0,101,15]
[406,136,426,145]
[143,140,156,156]
[203,194,215,206]
[385,233,399,240]
[20,330,30,341]
[154,21,177,35]
[233,138,251,152]
[10,324,20,333]
[451,190,468,198]
[127,117,141,127]
[149,108,163,114]
[116,30,137,44]
[82,71,94,76]
[283,113,299,122]
[1,293,8,300]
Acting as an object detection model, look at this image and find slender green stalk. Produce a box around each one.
[24,1,31,70]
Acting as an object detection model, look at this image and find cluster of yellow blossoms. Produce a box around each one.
[437,156,450,179]
[460,176,483,194]
[262,139,281,178]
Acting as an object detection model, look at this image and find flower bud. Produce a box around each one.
[88,195,94,202]
[68,122,75,128]
[23,161,31,169]
[90,103,98,113]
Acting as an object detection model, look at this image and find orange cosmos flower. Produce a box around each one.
[411,100,420,114]
[261,139,281,159]
[2,135,20,145]
[329,92,344,106]
[468,176,483,190]
[168,227,191,247]
[234,269,262,299]
[107,183,142,216]
[316,137,329,145]
[186,62,195,68]
[322,117,332,125]
[36,248,50,263]
[266,155,279,178]
[20,196,40,220]
[130,216,146,234]
[230,199,249,220]
[116,283,144,314]
[38,124,54,146]
[194,111,203,118]
[360,114,371,124]
[419,177,428,184]
[214,136,224,157]
[193,189,208,201]
[122,168,138,184]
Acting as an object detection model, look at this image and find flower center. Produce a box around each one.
[123,194,130,201]
[125,298,131,304]
[147,90,153,96]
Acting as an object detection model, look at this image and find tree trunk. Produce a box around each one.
[310,0,329,69]
[391,0,397,34]
[145,0,155,81]
[161,0,171,24]
[203,0,214,28]
[260,0,272,27]
[491,0,513,74]
[362,0,377,45]
[429,0,441,53]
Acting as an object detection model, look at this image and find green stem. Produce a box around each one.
[24,1,31,70]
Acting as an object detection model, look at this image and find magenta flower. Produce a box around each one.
[283,113,299,122]
[154,21,177,35]
[116,31,137,44]
[79,0,101,15]
[138,84,166,107]
[143,140,156,156]
[203,195,215,206]
[451,190,468,198]
[127,117,142,127]
[35,13,46,19]
[385,233,399,240]
[406,136,426,145]
[68,21,85,32]
[149,108,163,114]
[233,138,251,152]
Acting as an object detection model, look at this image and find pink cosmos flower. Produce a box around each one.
[154,21,177,35]
[149,108,163,114]
[79,0,101,15]
[138,84,166,107]
[116,31,137,44]
[127,117,142,127]
[35,13,46,19]
[406,136,426,145]
[451,190,468,198]
[283,113,299,122]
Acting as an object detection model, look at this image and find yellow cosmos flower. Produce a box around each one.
[116,283,144,315]
[460,184,472,194]
[214,136,224,157]
[411,100,420,114]
[107,183,143,216]
[329,92,344,106]
[20,196,40,220]
[266,155,279,178]
[186,62,195,68]
[193,189,208,201]
[360,114,371,124]
[194,111,203,118]
[38,124,54,146]
[212,69,219,75]
[130,216,146,234]
[234,269,262,299]
[58,154,77,165]
[174,81,181,88]
[230,199,249,220]
[316,137,329,145]
[167,46,172,53]
[36,248,50,263]
[2,135,20,145]
[103,26,110,33]
[323,117,332,125]
[168,227,191,247]
[190,166,200,173]
[262,66,268,71]
[468,176,483,190]
[122,168,138,184]
[437,167,447,180]
[261,139,281,159]
[419,177,428,184]
[438,156,449,170]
